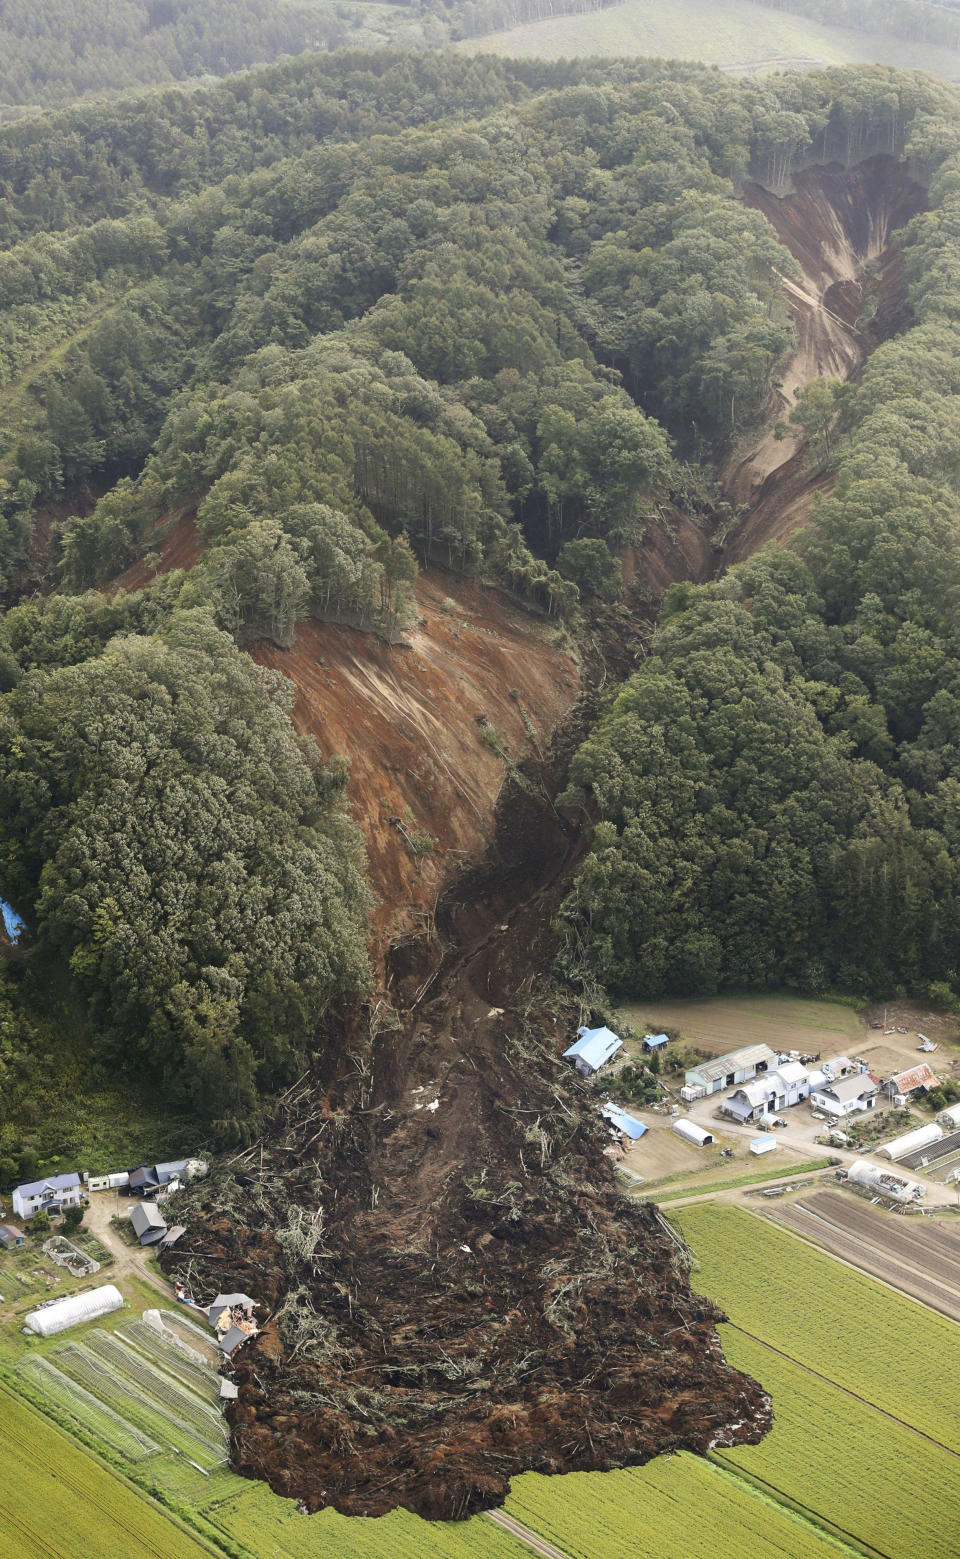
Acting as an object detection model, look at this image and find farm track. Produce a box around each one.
[486,1508,572,1559]
[764,1192,960,1323]
[727,1323,960,1461]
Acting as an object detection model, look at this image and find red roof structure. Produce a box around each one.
[889,1063,938,1093]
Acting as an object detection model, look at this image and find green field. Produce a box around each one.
[615,990,864,1058]
[461,0,960,77]
[0,1384,214,1559]
[4,1205,959,1558]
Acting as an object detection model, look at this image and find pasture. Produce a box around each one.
[460,0,960,80]
[615,991,863,1059]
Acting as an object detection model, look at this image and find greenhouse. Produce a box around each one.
[24,1284,123,1337]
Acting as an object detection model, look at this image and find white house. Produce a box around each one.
[722,1061,810,1123]
[12,1172,82,1220]
[809,1073,878,1118]
[563,1025,622,1078]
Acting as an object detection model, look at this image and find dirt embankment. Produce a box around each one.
[722,155,926,563]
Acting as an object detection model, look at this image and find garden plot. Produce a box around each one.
[121,1320,221,1398]
[19,1356,160,1461]
[53,1337,227,1467]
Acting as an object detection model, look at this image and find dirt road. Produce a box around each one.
[485,1509,571,1559]
[83,1192,173,1301]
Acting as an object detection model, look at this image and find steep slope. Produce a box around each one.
[723,155,925,563]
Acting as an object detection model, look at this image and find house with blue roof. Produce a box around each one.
[12,1171,82,1220]
[642,1033,670,1053]
[563,1025,622,1078]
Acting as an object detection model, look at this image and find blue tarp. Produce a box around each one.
[601,1103,647,1140]
[563,1025,622,1072]
[1,900,25,944]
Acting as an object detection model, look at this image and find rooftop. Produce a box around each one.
[889,1063,938,1092]
[16,1172,80,1198]
[815,1072,876,1103]
[688,1044,778,1084]
[563,1026,622,1071]
[600,1102,647,1140]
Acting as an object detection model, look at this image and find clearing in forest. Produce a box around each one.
[461,0,960,79]
[615,991,864,1058]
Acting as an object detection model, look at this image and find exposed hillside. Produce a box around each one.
[723,153,926,555]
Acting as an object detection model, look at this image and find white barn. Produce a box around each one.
[563,1026,622,1078]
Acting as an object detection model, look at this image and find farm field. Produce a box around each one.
[504,1456,857,1559]
[615,992,863,1059]
[461,0,960,78]
[0,1383,213,1559]
[677,1203,960,1452]
[765,1191,960,1322]
[644,1158,835,1202]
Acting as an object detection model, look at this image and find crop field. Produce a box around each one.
[615,991,863,1059]
[0,1384,213,1559]
[716,1332,960,1559]
[460,0,960,79]
[504,1456,856,1559]
[20,1356,160,1461]
[677,1203,960,1453]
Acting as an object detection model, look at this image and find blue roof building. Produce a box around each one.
[642,1033,670,1051]
[13,1171,82,1220]
[601,1102,647,1140]
[563,1025,622,1077]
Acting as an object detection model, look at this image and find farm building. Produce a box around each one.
[749,1136,778,1156]
[876,1122,942,1162]
[127,1157,207,1197]
[563,1025,622,1078]
[0,1224,24,1248]
[24,1283,123,1336]
[600,1102,647,1140]
[880,1063,938,1102]
[12,1172,82,1220]
[684,1044,777,1097]
[846,1159,924,1204]
[131,1202,168,1245]
[642,1033,669,1053]
[723,1062,811,1122]
[938,1105,960,1130]
[672,1118,714,1147]
[809,1073,878,1118]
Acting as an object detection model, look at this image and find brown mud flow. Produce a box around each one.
[160,155,924,1522]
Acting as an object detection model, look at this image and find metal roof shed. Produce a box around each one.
[131,1202,167,1245]
[749,1136,778,1155]
[24,1284,123,1336]
[642,1033,669,1051]
[600,1103,647,1140]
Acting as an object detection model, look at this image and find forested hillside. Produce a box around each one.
[0,52,957,1156]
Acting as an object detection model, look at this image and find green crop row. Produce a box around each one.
[676,1203,960,1452]
[644,1159,836,1202]
[718,1331,960,1559]
[504,1456,856,1559]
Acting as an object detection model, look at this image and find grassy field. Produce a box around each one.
[641,1156,836,1201]
[615,991,864,1059]
[461,0,960,78]
[0,1384,215,1559]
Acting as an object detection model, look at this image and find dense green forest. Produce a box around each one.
[2,51,960,1159]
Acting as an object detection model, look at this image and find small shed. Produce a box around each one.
[642,1033,669,1053]
[749,1136,778,1156]
[208,1292,257,1329]
[130,1202,167,1245]
[0,1224,24,1248]
[672,1118,714,1148]
[219,1324,250,1356]
[563,1026,622,1078]
[600,1102,647,1140]
[24,1283,123,1336]
[938,1104,960,1131]
[219,1379,239,1400]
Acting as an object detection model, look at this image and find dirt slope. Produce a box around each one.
[253,574,578,949]
[722,155,926,555]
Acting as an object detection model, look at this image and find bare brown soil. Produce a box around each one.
[115,510,202,590]
[766,1192,960,1323]
[254,573,578,949]
[723,155,926,563]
